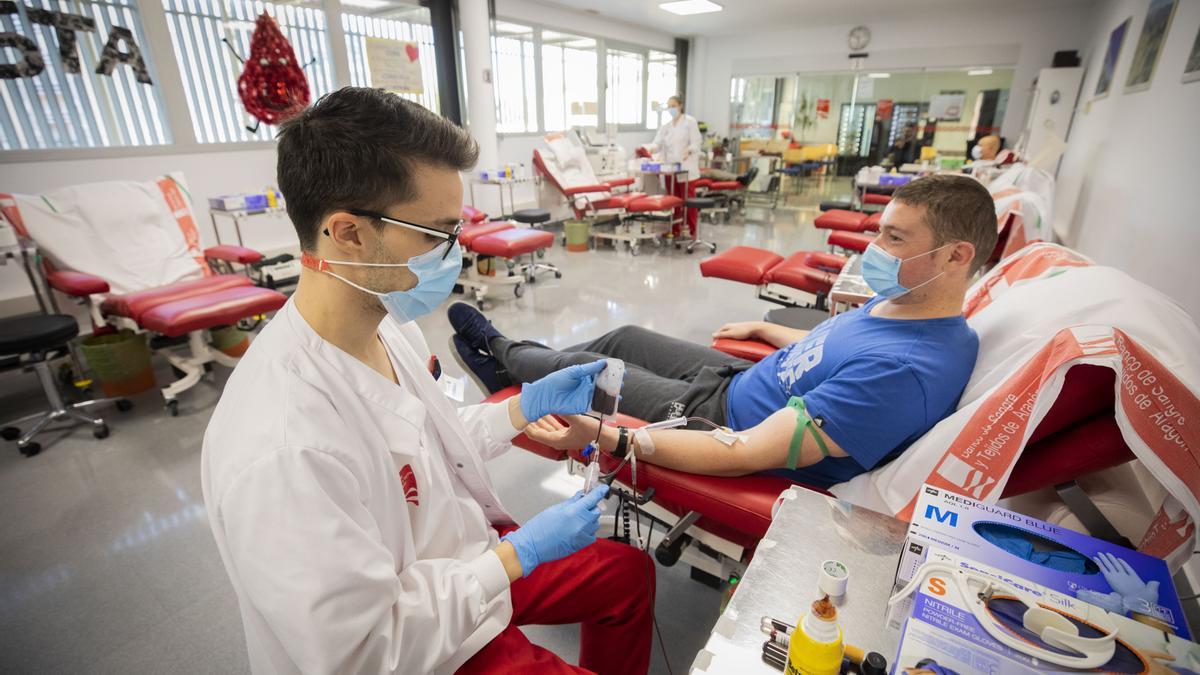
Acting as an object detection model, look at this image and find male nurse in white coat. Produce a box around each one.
[201,87,654,675]
[648,94,702,239]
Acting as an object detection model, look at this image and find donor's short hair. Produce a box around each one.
[892,174,998,274]
[276,87,479,251]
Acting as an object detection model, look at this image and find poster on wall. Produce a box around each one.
[1183,25,1200,84]
[1094,17,1131,98]
[928,92,965,120]
[876,98,894,121]
[365,37,423,94]
[816,98,830,119]
[1124,0,1178,93]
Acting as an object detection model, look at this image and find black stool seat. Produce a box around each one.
[684,197,715,208]
[512,208,551,225]
[819,200,853,212]
[0,314,79,355]
[763,306,828,331]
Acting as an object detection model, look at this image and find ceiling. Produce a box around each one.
[536,0,1096,37]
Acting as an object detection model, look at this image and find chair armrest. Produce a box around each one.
[205,245,263,265]
[562,184,612,196]
[604,177,635,189]
[711,338,776,362]
[46,270,110,296]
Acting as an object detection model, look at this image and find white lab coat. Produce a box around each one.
[201,298,521,675]
[651,113,702,181]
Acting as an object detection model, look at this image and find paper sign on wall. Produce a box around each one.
[365,37,423,94]
[928,92,965,120]
[815,98,830,119]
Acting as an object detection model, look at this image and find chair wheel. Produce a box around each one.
[166,399,180,417]
[19,442,41,457]
[116,399,133,412]
[536,249,546,259]
[476,301,485,310]
[555,271,562,279]
[630,246,640,257]
[687,247,694,255]
[1,426,19,441]
[514,284,524,298]
[93,424,109,439]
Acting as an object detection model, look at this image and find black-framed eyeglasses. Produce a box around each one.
[346,208,463,260]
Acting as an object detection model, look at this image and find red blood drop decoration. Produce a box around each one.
[237,12,310,125]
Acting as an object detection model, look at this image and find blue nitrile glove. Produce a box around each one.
[1076,588,1126,615]
[1093,552,1160,606]
[519,360,607,422]
[502,485,609,576]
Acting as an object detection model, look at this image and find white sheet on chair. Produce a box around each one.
[540,132,614,209]
[989,163,1055,258]
[832,243,1200,570]
[7,172,207,295]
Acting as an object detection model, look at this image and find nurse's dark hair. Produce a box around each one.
[892,174,998,275]
[276,87,479,251]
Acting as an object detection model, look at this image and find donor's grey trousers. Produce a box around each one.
[491,325,753,427]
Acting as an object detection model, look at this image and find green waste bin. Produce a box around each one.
[211,326,252,358]
[564,219,590,252]
[80,329,156,397]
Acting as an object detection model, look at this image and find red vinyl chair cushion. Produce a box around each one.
[804,251,848,273]
[138,285,287,338]
[100,275,253,321]
[814,209,870,232]
[764,253,837,295]
[828,231,873,253]
[604,177,635,189]
[627,195,683,212]
[699,246,784,285]
[459,220,514,248]
[863,193,892,206]
[707,180,742,191]
[46,270,110,296]
[863,212,882,231]
[461,205,490,223]
[692,178,714,189]
[471,228,554,258]
[205,245,264,265]
[711,338,776,362]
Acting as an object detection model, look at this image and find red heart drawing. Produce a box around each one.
[405,43,419,62]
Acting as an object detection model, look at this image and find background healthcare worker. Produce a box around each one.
[648,94,702,238]
[200,87,654,675]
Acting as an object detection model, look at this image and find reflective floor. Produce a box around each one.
[0,176,852,674]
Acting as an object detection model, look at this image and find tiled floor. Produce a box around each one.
[0,177,854,674]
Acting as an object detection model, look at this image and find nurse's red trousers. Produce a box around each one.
[455,530,656,675]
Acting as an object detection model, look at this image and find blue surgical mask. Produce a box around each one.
[861,241,950,299]
[301,241,463,324]
[667,107,681,119]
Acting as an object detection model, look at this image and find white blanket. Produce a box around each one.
[833,243,1199,569]
[988,164,1055,259]
[2,172,208,295]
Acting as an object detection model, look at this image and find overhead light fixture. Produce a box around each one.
[968,68,994,76]
[659,0,723,16]
[867,72,890,78]
[340,0,394,9]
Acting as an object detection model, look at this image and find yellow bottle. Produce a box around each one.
[786,595,843,675]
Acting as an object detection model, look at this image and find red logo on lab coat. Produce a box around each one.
[399,464,419,506]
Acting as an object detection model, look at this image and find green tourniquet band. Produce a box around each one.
[785,396,829,470]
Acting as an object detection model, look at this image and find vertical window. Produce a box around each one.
[0,0,170,149]
[644,49,676,130]
[342,5,440,113]
[604,47,643,127]
[540,31,596,132]
[490,21,535,133]
[162,0,334,144]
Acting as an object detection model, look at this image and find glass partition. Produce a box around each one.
[729,67,1014,172]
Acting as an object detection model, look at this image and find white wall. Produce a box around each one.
[689,3,1096,142]
[1056,0,1200,321]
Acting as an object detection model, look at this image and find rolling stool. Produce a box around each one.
[0,314,110,457]
[511,208,560,282]
[683,197,718,255]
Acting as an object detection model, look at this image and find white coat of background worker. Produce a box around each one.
[646,94,702,238]
[201,87,654,675]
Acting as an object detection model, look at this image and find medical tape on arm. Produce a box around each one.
[785,396,828,470]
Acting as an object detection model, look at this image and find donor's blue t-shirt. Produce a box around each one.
[725,297,978,488]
